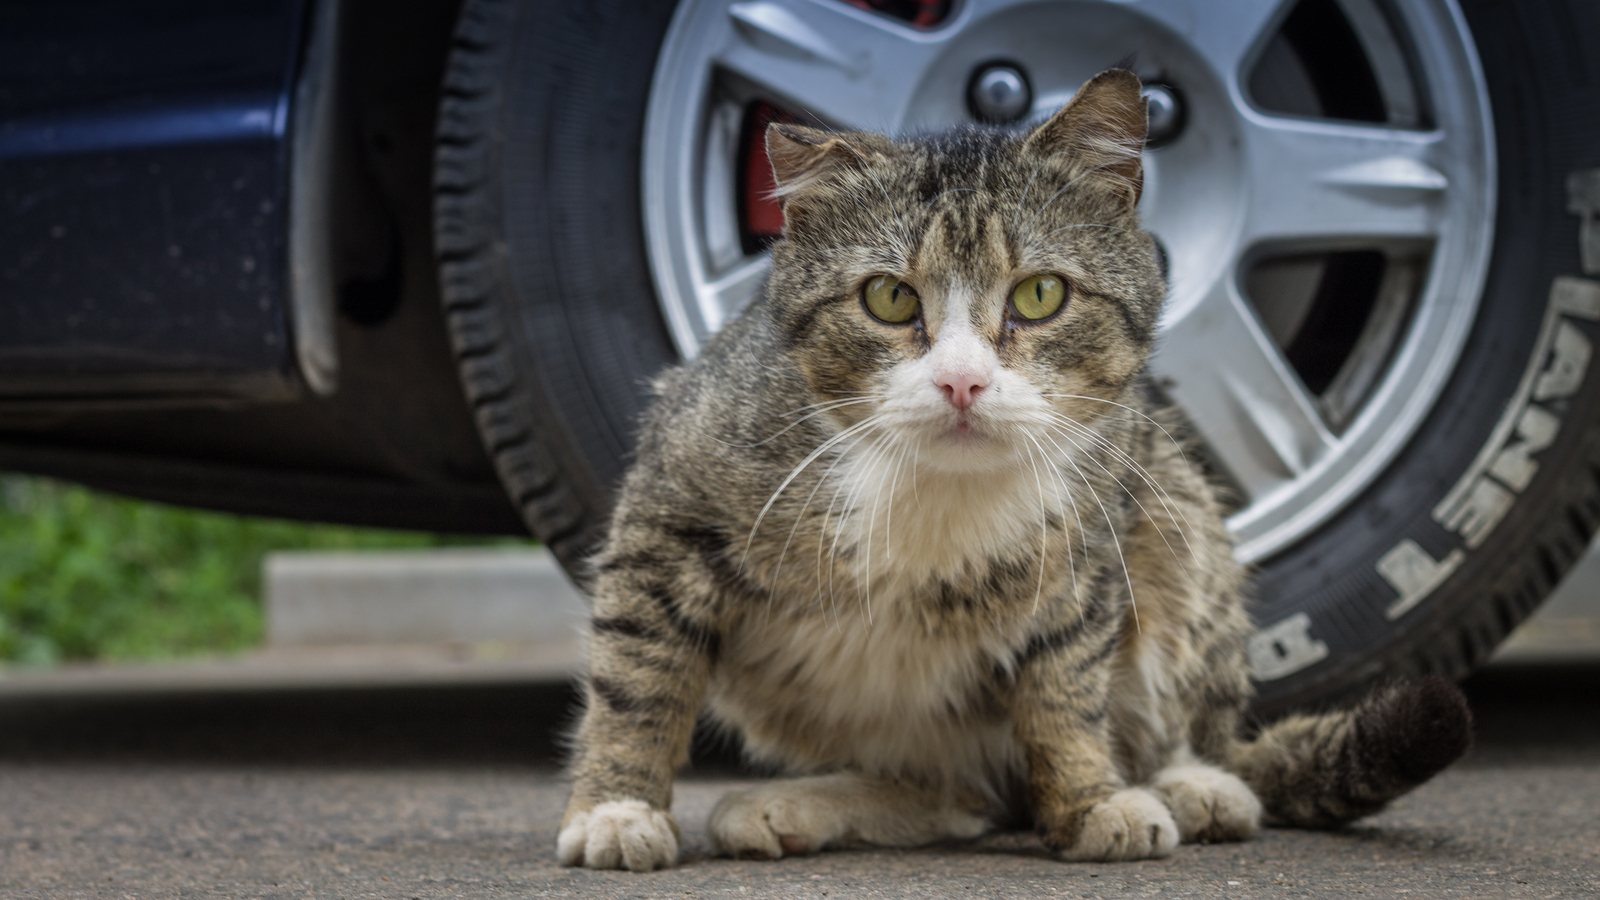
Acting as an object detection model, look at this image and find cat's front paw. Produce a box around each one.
[557,799,679,871]
[1151,764,1262,843]
[1057,788,1178,862]
[708,786,836,859]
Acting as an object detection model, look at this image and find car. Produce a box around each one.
[3,0,1597,714]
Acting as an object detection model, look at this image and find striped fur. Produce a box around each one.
[556,71,1470,872]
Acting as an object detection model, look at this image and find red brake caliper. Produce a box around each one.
[736,0,952,251]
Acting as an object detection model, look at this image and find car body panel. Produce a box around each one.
[0,0,307,400]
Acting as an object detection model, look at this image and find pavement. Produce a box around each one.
[0,662,1597,899]
[0,545,1597,897]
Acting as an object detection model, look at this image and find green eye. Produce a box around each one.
[1011,274,1068,320]
[863,275,920,324]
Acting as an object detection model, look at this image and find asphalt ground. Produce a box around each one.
[0,663,1596,899]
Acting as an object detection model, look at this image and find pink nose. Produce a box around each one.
[936,372,988,410]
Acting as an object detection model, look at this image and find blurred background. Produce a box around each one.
[0,473,523,668]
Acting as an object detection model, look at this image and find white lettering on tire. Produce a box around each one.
[1378,540,1466,620]
[1566,168,1600,275]
[1249,612,1329,681]
[1370,273,1600,621]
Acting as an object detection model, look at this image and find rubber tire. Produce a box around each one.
[433,0,1600,710]
[433,0,680,579]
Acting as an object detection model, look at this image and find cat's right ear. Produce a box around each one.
[1023,69,1147,208]
[765,123,863,198]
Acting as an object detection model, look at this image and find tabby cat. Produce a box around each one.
[556,69,1471,871]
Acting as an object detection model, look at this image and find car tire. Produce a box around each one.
[433,0,681,579]
[433,0,1600,711]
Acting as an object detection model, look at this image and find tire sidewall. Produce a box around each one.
[1250,0,1600,713]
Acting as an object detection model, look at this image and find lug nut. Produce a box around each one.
[1142,83,1185,146]
[969,63,1032,125]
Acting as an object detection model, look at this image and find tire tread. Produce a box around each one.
[432,0,603,577]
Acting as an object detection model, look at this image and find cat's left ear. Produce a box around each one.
[765,123,871,197]
[1024,69,1147,208]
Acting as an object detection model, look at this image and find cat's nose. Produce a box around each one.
[936,372,988,410]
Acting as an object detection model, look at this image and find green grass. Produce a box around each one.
[0,475,525,666]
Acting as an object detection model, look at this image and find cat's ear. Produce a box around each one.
[1024,69,1147,208]
[765,123,867,197]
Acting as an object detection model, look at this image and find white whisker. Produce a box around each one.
[882,439,912,566]
[1030,430,1090,625]
[1047,426,1142,633]
[717,396,882,449]
[767,419,884,619]
[743,413,887,571]
[1048,415,1198,569]
[1041,393,1193,468]
[841,432,899,626]
[1018,433,1055,614]
[1043,400,1202,558]
[778,392,876,417]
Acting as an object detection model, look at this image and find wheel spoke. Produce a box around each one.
[714,0,951,131]
[698,253,773,333]
[1150,278,1334,503]
[1135,0,1294,82]
[1240,117,1447,247]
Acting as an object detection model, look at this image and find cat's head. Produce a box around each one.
[763,69,1164,473]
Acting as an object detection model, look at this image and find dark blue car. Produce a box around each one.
[3,0,1598,713]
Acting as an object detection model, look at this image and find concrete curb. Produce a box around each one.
[265,546,588,646]
[0,641,584,697]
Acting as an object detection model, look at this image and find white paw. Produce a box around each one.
[557,799,679,871]
[709,786,830,859]
[1060,788,1179,862]
[1151,764,1262,844]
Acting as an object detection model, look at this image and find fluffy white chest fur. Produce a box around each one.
[835,437,1077,590]
[708,448,1064,784]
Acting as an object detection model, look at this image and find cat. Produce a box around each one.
[555,69,1472,872]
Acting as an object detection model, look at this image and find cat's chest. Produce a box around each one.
[718,597,1025,723]
[827,456,1072,592]
[715,449,1080,721]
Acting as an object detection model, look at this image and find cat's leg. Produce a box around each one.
[1149,751,1262,843]
[1105,568,1260,845]
[1142,621,1261,844]
[1112,428,1259,845]
[1006,605,1179,862]
[707,773,989,858]
[558,552,720,872]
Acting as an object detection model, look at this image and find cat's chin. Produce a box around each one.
[913,424,1024,474]
[931,419,990,448]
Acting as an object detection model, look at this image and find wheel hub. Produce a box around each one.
[968,62,1032,124]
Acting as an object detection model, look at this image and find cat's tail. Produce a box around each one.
[1229,676,1472,828]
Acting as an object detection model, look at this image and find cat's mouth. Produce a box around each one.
[944,412,989,442]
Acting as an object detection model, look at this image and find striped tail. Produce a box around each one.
[1231,676,1473,828]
